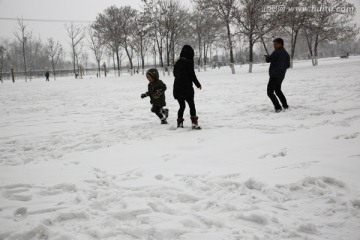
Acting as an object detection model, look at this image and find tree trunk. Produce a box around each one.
[116,50,121,77]
[141,43,145,75]
[112,52,116,76]
[248,37,254,73]
[51,58,56,80]
[226,21,235,74]
[72,41,77,78]
[198,37,202,72]
[22,40,27,82]
[290,30,299,68]
[260,36,269,56]
[124,46,133,76]
[305,33,315,66]
[97,60,101,78]
[203,42,207,71]
[314,35,319,66]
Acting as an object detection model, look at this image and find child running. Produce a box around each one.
[141,68,169,124]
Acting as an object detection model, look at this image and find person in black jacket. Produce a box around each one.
[45,71,50,81]
[141,68,169,124]
[173,45,202,129]
[265,38,290,113]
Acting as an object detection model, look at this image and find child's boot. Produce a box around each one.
[190,116,201,130]
[162,108,169,119]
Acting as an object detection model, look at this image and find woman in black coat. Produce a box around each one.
[173,45,202,129]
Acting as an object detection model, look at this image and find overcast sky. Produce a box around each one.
[0,0,359,58]
[0,0,146,46]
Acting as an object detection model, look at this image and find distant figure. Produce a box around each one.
[45,71,50,81]
[173,45,202,129]
[265,38,290,113]
[141,68,169,124]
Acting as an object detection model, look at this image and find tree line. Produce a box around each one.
[0,0,359,82]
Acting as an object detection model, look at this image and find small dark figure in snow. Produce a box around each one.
[265,38,290,113]
[173,45,202,129]
[141,68,169,124]
[45,71,50,81]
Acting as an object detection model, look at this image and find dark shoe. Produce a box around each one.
[190,116,201,130]
[283,106,289,110]
[177,118,184,128]
[275,108,282,113]
[161,119,168,124]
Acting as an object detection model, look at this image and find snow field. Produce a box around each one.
[1,57,360,239]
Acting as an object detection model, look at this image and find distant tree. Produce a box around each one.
[280,0,308,68]
[0,43,6,83]
[14,18,32,82]
[202,14,222,70]
[87,27,104,77]
[192,7,207,71]
[159,0,190,72]
[303,0,359,66]
[194,0,238,74]
[65,22,85,78]
[117,6,137,75]
[132,11,150,75]
[93,6,137,76]
[233,0,279,73]
[47,38,62,80]
[143,0,166,72]
[27,37,43,80]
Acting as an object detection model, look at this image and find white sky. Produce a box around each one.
[0,0,193,62]
[0,0,359,61]
[0,0,145,48]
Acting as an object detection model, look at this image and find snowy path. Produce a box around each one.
[1,57,360,239]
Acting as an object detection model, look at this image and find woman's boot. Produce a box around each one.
[177,118,184,128]
[190,116,201,130]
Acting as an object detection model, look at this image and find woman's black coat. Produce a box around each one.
[173,45,201,100]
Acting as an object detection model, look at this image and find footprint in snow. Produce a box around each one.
[334,132,359,139]
[14,207,28,221]
[259,149,287,159]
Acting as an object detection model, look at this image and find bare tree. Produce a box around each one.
[303,0,359,66]
[116,6,137,76]
[47,38,62,80]
[191,6,221,72]
[27,37,42,80]
[0,43,6,83]
[132,11,150,75]
[280,0,308,68]
[14,18,32,82]
[159,0,190,74]
[65,22,85,78]
[142,0,166,75]
[88,27,104,77]
[93,6,136,76]
[143,0,166,73]
[233,0,279,73]
[194,0,238,74]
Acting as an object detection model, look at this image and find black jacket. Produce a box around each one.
[266,47,290,79]
[145,68,167,107]
[173,45,201,100]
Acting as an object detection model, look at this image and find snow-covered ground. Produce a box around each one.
[1,57,360,240]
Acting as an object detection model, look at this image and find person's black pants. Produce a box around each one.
[177,98,196,119]
[151,105,165,120]
[267,77,288,110]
